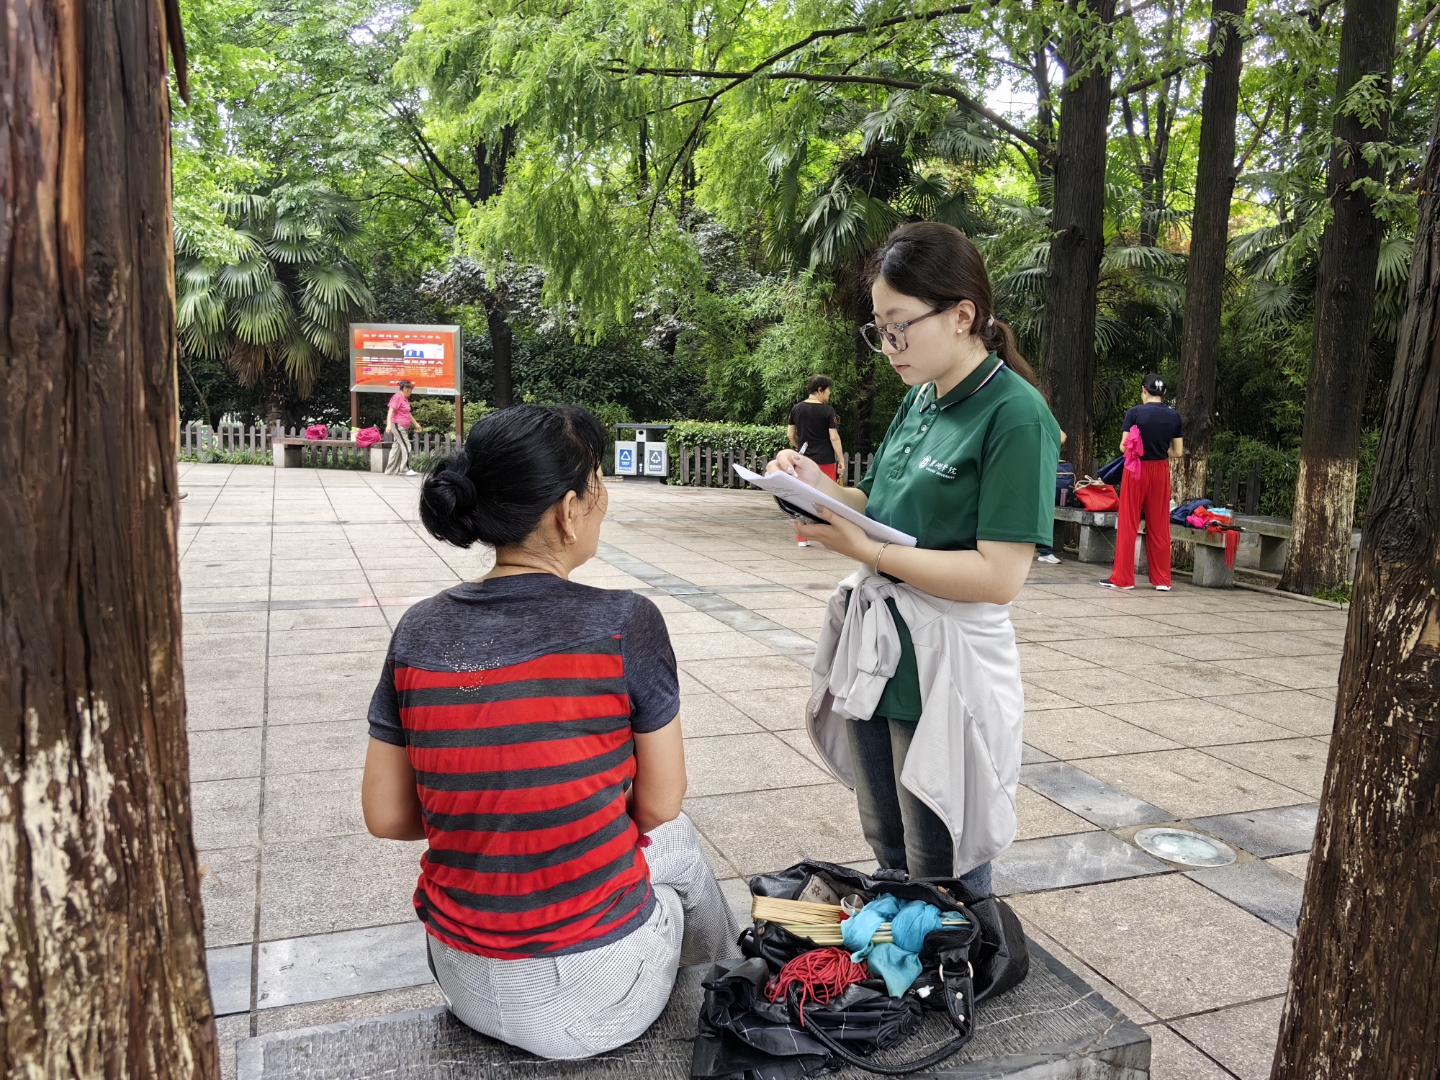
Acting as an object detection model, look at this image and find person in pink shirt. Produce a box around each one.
[385,379,424,475]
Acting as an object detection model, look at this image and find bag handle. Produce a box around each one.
[785,964,975,1076]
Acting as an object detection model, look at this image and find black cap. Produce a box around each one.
[1143,374,1166,396]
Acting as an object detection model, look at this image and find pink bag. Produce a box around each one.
[304,423,330,440]
[354,426,381,448]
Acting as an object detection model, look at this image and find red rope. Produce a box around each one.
[764,947,869,1025]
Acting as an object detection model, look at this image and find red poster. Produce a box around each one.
[349,324,462,395]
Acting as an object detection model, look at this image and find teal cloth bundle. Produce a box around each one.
[840,896,957,996]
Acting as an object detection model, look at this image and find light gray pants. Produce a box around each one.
[384,426,411,474]
[426,813,741,1059]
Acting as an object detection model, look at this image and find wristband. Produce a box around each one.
[873,542,890,575]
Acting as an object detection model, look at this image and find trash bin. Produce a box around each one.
[614,423,672,481]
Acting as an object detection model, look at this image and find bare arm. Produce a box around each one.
[766,448,869,512]
[1169,437,1184,459]
[385,406,396,431]
[629,718,687,832]
[829,428,845,477]
[799,511,1034,605]
[787,424,799,449]
[361,738,425,841]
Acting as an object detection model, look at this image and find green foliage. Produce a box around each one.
[409,398,495,434]
[663,422,791,462]
[1313,582,1353,604]
[180,448,273,465]
[1207,429,1378,528]
[176,186,373,404]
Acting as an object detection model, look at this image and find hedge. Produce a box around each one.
[663,421,790,462]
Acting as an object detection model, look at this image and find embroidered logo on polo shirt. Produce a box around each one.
[917,455,957,479]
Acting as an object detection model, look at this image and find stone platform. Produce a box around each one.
[180,463,1344,1078]
[235,943,1148,1079]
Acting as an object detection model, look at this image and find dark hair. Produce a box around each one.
[419,405,606,548]
[397,379,414,390]
[807,375,833,396]
[866,221,1037,386]
[1143,374,1166,396]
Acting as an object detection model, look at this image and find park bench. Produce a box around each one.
[271,434,386,471]
[1054,505,1258,587]
[234,947,1150,1079]
[1230,514,1362,578]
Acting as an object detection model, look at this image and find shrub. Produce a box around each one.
[1207,429,1377,527]
[180,448,271,466]
[663,421,790,462]
[409,398,493,435]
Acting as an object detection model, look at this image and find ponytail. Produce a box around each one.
[979,316,1037,386]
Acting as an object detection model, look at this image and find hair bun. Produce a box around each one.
[419,450,482,547]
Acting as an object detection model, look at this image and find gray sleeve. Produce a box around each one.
[367,655,405,746]
[622,595,680,733]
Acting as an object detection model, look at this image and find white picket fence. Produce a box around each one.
[179,422,460,467]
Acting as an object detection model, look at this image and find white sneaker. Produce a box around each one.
[1035,553,1060,564]
[405,469,418,476]
[1155,585,1172,591]
[797,540,809,548]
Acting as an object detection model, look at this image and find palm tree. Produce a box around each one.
[175,186,374,423]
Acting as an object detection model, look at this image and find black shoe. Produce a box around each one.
[1098,579,1134,590]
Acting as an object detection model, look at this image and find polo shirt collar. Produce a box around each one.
[931,352,1003,411]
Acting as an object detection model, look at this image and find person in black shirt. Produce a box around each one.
[1102,374,1184,590]
[787,376,846,547]
[788,375,845,480]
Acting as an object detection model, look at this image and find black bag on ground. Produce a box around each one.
[692,861,1029,1079]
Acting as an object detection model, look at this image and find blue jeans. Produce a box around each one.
[845,715,993,895]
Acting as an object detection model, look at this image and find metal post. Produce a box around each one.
[351,391,359,431]
[455,394,464,440]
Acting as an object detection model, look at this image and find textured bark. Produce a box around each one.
[1174,0,1249,503]
[1280,0,1400,594]
[1270,90,1440,1080]
[0,0,217,1073]
[1041,0,1117,477]
[486,304,515,409]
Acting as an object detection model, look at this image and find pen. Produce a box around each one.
[798,442,808,455]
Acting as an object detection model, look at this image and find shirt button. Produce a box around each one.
[920,425,928,432]
[904,447,911,454]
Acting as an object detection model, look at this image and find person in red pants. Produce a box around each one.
[1102,374,1184,591]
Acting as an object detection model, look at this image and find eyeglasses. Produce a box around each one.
[859,303,958,354]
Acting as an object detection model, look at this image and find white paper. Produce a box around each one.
[731,464,918,547]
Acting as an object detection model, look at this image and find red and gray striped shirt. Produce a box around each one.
[369,574,680,957]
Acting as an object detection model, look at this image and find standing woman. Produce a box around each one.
[385,378,423,476]
[768,222,1060,892]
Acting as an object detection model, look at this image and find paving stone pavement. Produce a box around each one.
[179,463,1345,1079]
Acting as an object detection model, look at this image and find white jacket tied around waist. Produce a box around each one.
[807,569,1025,876]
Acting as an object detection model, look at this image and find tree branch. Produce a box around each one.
[1236,97,1277,174]
[615,64,1044,152]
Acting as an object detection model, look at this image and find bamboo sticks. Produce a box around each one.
[750,895,967,946]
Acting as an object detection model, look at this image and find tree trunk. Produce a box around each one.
[486,305,515,408]
[1269,90,1440,1080]
[1041,0,1117,478]
[1,0,217,1073]
[1280,0,1400,594]
[1174,0,1248,504]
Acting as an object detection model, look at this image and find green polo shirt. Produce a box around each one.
[857,353,1061,720]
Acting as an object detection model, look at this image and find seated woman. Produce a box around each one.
[360,404,740,1060]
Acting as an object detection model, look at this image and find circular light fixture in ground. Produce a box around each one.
[1133,828,1237,867]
